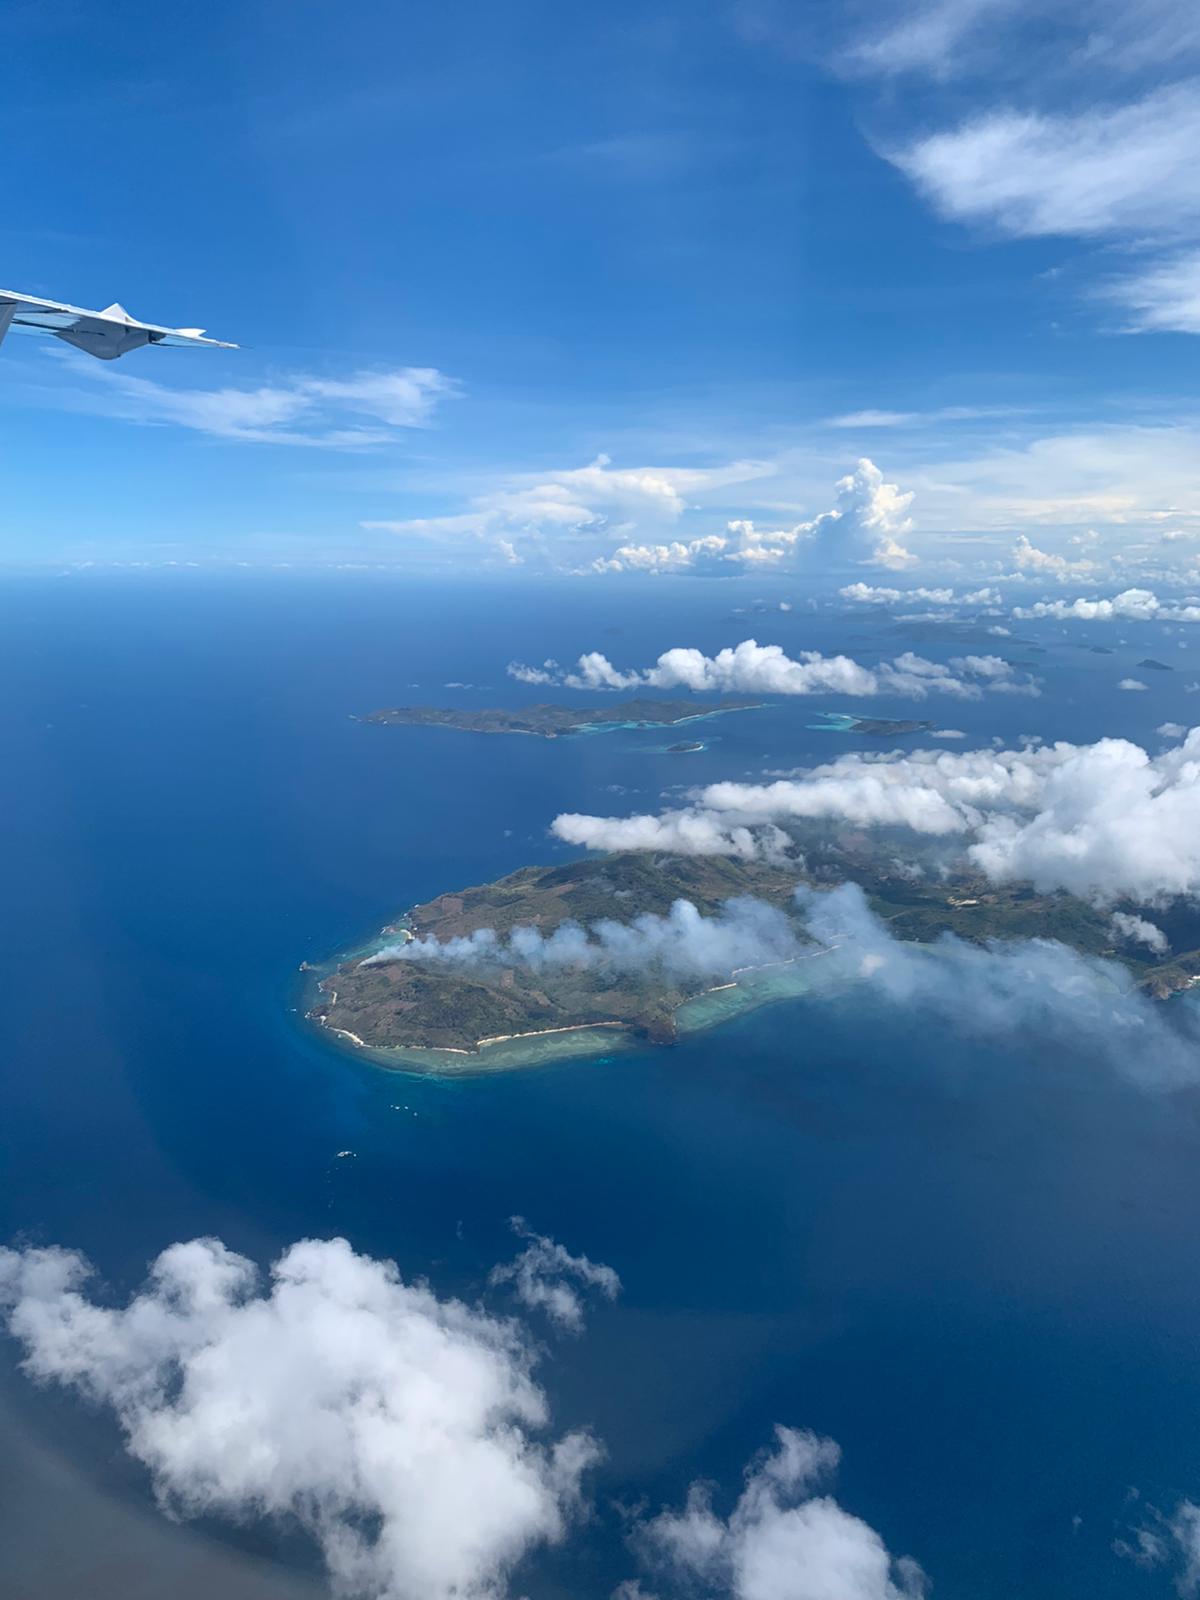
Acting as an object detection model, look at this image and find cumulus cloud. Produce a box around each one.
[741,458,915,570]
[1014,587,1200,621]
[507,640,1027,702]
[365,894,806,978]
[0,1236,598,1600]
[489,1219,620,1334]
[629,1426,926,1600]
[594,459,920,574]
[1109,911,1168,955]
[1119,678,1149,691]
[1011,534,1099,581]
[840,582,1000,607]
[593,536,730,574]
[367,455,927,574]
[553,728,1200,908]
[365,455,769,567]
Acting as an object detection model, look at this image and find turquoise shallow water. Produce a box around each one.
[2,574,1200,1598]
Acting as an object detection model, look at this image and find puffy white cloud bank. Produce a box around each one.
[629,1426,927,1600]
[840,582,1000,608]
[0,1236,598,1600]
[590,458,919,574]
[366,452,928,573]
[508,640,1030,702]
[553,728,1200,907]
[1014,587,1200,622]
[0,1232,941,1600]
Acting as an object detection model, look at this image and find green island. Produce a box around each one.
[809,711,936,736]
[359,697,759,738]
[305,836,1200,1074]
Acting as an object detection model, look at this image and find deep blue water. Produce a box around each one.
[3,574,1200,1598]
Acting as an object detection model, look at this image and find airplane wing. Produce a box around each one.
[0,289,237,361]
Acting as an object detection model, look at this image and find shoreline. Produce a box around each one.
[301,942,837,1078]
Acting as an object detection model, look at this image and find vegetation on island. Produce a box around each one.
[359,698,760,738]
[310,830,1200,1061]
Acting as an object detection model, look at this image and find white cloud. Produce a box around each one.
[553,728,1200,907]
[593,536,730,574]
[1117,1497,1200,1591]
[366,456,926,574]
[1110,911,1168,954]
[839,582,1000,608]
[630,1426,926,1600]
[825,458,916,569]
[0,1236,598,1600]
[59,356,457,448]
[885,77,1200,340]
[792,882,1200,1087]
[509,640,1027,702]
[365,455,770,566]
[1119,678,1149,691]
[1011,534,1098,581]
[366,894,806,977]
[1100,248,1200,334]
[824,403,1021,428]
[892,87,1200,241]
[507,658,560,685]
[594,460,919,574]
[903,423,1200,536]
[1014,586,1200,621]
[1159,722,1188,738]
[488,1219,620,1334]
[835,0,1200,83]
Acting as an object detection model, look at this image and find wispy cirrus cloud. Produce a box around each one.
[37,349,458,448]
[891,86,1200,242]
[880,66,1200,337]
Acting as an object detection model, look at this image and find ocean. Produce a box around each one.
[2,572,1199,1598]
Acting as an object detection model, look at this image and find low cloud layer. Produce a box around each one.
[629,1426,926,1600]
[0,1236,597,1600]
[367,895,805,977]
[509,639,1029,701]
[553,728,1200,907]
[795,883,1200,1088]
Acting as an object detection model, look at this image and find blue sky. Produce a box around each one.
[4,0,1200,582]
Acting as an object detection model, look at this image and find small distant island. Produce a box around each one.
[359,698,760,739]
[306,837,1200,1072]
[1138,658,1173,672]
[667,740,705,754]
[810,711,936,737]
